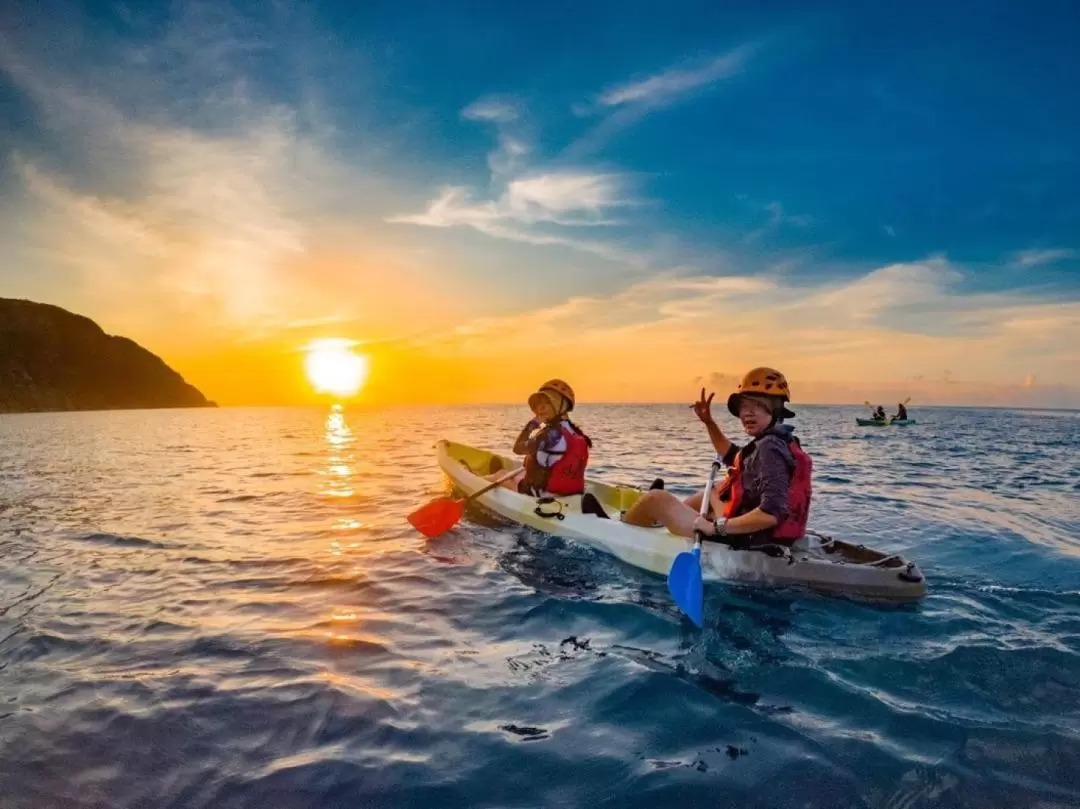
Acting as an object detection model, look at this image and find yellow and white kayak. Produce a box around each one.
[437,440,927,602]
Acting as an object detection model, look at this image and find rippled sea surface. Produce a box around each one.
[1,404,1079,809]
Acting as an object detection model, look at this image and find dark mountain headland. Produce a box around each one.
[0,298,215,413]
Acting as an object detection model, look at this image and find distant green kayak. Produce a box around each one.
[856,418,917,426]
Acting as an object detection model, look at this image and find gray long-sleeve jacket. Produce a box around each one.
[721,424,796,523]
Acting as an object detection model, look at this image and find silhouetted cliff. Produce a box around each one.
[0,298,215,413]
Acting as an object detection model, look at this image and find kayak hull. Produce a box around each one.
[435,440,927,603]
[856,418,917,426]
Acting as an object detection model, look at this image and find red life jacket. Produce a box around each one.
[716,434,813,543]
[522,421,590,496]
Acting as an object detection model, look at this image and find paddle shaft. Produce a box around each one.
[462,465,523,503]
[692,457,724,550]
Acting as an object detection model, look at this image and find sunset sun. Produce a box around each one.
[305,339,369,398]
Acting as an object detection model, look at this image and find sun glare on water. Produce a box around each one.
[305,339,369,398]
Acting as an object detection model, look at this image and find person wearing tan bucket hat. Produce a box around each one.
[607,367,813,549]
[485,379,593,497]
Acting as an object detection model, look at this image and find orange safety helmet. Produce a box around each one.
[727,367,796,419]
[529,378,576,414]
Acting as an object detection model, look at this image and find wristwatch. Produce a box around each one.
[713,518,729,537]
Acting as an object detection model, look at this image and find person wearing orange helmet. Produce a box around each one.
[616,367,813,547]
[486,379,593,497]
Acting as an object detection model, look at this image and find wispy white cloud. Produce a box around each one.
[562,43,756,162]
[596,44,756,108]
[1012,248,1077,268]
[388,185,646,266]
[488,134,529,179]
[459,95,529,179]
[12,155,172,259]
[504,172,630,220]
[390,171,631,227]
[462,96,520,123]
[387,169,645,263]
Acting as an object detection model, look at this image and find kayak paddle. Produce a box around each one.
[865,397,910,409]
[407,465,522,539]
[667,457,723,628]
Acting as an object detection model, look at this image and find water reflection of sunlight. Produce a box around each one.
[325,403,353,447]
[321,405,356,499]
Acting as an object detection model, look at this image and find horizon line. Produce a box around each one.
[133,401,1080,413]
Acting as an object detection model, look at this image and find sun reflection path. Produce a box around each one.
[321,404,355,500]
[318,404,368,647]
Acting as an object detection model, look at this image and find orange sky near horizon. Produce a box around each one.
[2,3,1078,412]
[160,297,1080,411]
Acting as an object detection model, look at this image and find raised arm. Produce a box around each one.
[691,388,734,459]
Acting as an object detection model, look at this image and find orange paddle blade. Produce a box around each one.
[407,497,465,538]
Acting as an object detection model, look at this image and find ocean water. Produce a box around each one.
[1,404,1078,809]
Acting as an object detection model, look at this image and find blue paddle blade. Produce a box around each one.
[667,546,704,628]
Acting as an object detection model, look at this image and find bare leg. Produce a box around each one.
[621,490,699,537]
[684,485,723,517]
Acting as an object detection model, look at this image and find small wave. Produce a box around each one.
[3,629,92,663]
[141,619,192,635]
[967,582,1080,599]
[181,634,255,660]
[292,575,364,589]
[76,533,169,549]
[216,494,261,503]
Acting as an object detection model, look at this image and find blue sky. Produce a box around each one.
[1,0,1078,405]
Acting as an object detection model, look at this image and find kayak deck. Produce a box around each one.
[435,440,927,603]
[856,418,917,426]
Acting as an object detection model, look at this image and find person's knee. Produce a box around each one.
[640,489,673,509]
[647,490,686,519]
